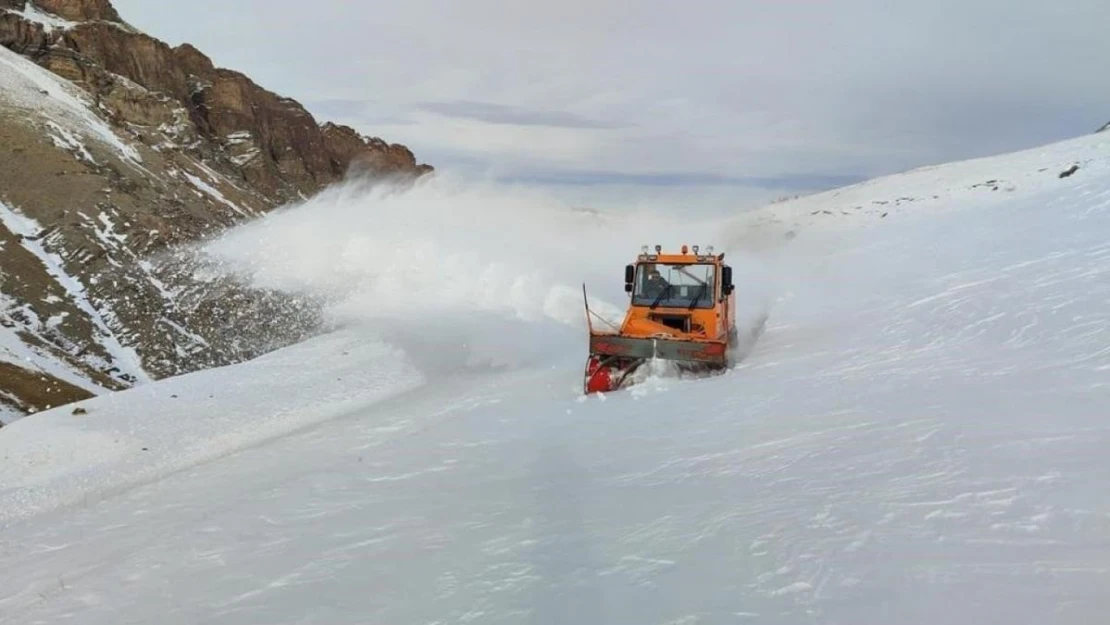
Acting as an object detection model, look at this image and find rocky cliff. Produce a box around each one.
[0,0,431,422]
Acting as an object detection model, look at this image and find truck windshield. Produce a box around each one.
[632,263,717,309]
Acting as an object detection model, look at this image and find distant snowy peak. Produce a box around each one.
[1098,120,1110,134]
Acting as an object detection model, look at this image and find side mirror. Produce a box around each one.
[721,266,734,296]
[625,264,635,284]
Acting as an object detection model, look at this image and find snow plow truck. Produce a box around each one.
[583,244,741,394]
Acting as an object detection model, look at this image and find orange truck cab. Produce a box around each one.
[583,244,738,393]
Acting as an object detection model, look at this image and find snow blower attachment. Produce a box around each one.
[583,244,739,394]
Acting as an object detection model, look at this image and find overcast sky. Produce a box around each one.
[113,0,1110,209]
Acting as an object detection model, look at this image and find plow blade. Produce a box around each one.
[589,334,729,365]
[584,334,730,394]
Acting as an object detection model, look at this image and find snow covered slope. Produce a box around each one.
[1,132,1108,624]
[729,131,1106,236]
[0,39,302,415]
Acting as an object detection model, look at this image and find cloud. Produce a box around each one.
[302,98,368,119]
[500,170,863,191]
[302,99,415,127]
[111,0,1110,204]
[416,100,622,129]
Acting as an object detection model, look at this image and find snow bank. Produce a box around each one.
[0,329,423,524]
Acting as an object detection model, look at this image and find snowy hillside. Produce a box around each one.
[0,1,430,419]
[1,131,1109,624]
[0,40,235,419]
[730,131,1106,236]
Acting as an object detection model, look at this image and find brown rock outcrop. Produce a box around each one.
[32,0,120,23]
[0,10,49,56]
[322,123,433,177]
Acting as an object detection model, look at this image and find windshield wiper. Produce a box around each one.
[649,284,671,309]
[688,283,707,310]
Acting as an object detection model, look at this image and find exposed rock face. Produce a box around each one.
[0,0,432,419]
[0,10,50,55]
[323,122,434,178]
[6,0,430,201]
[1098,121,1109,133]
[42,20,428,202]
[35,0,120,22]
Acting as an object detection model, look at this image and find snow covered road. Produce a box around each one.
[2,137,1110,624]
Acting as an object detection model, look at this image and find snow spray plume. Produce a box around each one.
[198,173,778,375]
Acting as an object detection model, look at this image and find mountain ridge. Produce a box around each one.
[0,0,431,421]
